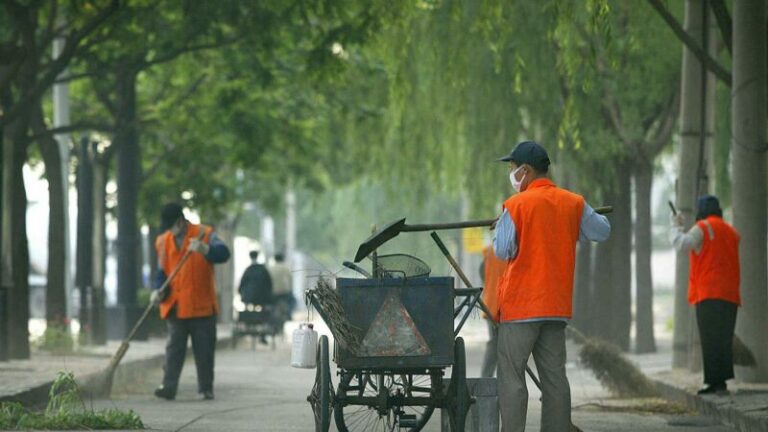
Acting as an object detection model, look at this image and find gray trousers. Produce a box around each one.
[481,319,498,378]
[162,311,217,394]
[498,321,570,432]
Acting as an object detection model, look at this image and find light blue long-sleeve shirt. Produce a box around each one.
[493,203,611,260]
[492,201,611,324]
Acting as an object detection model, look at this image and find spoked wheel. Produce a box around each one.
[334,370,437,431]
[308,335,333,432]
[448,337,471,432]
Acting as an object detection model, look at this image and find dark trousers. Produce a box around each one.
[696,299,737,385]
[162,311,217,394]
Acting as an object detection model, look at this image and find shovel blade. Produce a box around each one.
[354,218,407,262]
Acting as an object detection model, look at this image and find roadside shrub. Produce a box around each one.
[0,371,144,430]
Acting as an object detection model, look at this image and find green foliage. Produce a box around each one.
[0,372,144,430]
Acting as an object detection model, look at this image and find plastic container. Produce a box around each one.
[291,323,318,368]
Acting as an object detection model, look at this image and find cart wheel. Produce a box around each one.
[335,371,435,432]
[308,335,333,432]
[448,337,471,432]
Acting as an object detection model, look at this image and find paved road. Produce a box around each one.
[88,319,735,432]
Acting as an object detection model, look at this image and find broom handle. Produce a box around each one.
[107,230,205,369]
[430,231,545,391]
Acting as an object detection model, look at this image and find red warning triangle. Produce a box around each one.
[360,288,431,357]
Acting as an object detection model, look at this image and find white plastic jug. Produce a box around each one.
[291,323,318,368]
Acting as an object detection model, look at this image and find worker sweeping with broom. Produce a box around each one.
[671,195,741,395]
[491,141,611,432]
[152,203,231,401]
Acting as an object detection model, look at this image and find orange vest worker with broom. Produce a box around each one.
[480,245,507,378]
[151,203,231,401]
[492,141,610,432]
[671,195,740,395]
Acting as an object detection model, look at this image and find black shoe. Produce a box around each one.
[697,383,727,395]
[201,390,214,400]
[154,386,175,400]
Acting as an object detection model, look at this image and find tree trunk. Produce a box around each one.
[116,72,141,309]
[2,120,31,359]
[732,0,768,382]
[673,0,711,368]
[214,219,237,324]
[591,182,615,342]
[609,161,633,351]
[634,161,656,353]
[572,241,593,336]
[147,225,159,291]
[90,154,109,345]
[32,109,68,327]
[76,136,94,341]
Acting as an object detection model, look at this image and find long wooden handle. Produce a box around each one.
[403,206,612,233]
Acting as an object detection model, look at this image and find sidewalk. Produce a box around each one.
[1,323,767,431]
[0,324,233,407]
[626,339,768,432]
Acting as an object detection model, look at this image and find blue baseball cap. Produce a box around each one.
[497,140,551,172]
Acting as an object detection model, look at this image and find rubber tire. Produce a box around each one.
[309,335,332,432]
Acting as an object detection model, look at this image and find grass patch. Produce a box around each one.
[0,371,143,430]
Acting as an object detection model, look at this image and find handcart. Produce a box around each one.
[306,249,486,432]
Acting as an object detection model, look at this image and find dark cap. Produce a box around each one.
[696,195,722,220]
[497,140,551,171]
[160,202,184,231]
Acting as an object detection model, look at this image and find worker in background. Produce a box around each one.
[151,203,231,401]
[239,250,273,307]
[270,252,295,320]
[480,244,507,378]
[492,141,610,432]
[671,195,740,395]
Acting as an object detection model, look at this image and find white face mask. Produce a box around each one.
[509,166,526,192]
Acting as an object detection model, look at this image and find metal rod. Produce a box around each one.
[402,219,497,232]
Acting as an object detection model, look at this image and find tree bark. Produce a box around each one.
[673,0,711,368]
[609,160,633,351]
[90,153,109,345]
[633,161,656,353]
[2,120,31,359]
[214,221,235,324]
[732,0,768,382]
[76,136,94,341]
[32,108,68,327]
[115,72,141,309]
[592,182,616,342]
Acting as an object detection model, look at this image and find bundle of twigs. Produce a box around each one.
[307,278,363,355]
[568,327,657,398]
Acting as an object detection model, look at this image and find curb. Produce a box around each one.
[653,379,768,432]
[0,333,233,408]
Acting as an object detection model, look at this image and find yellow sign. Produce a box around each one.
[462,227,485,254]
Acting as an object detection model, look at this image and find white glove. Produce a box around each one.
[189,238,210,255]
[150,289,163,306]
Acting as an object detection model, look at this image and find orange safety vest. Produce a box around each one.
[482,245,507,320]
[496,178,584,322]
[155,223,219,319]
[688,216,740,305]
